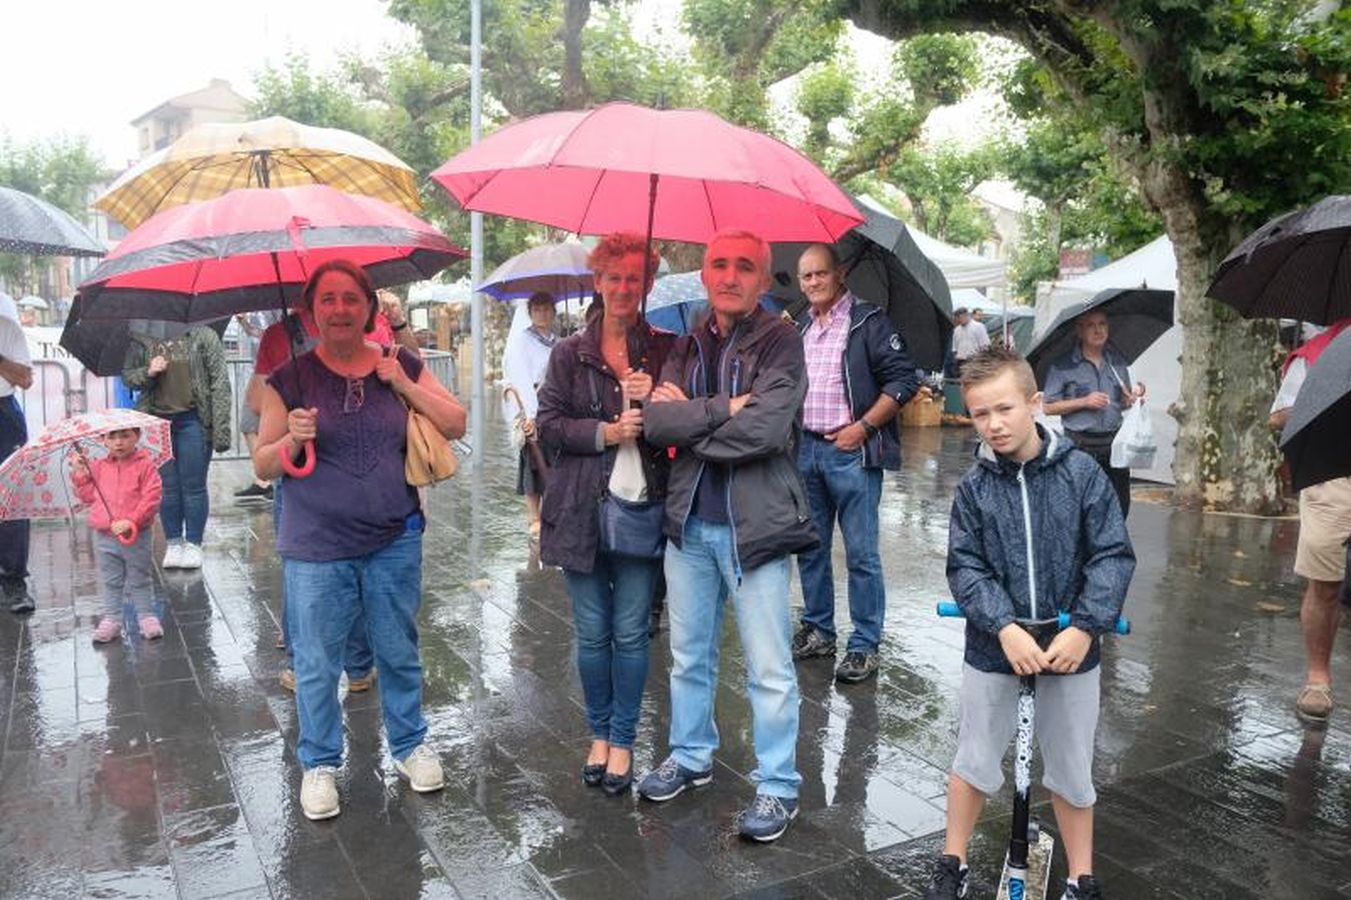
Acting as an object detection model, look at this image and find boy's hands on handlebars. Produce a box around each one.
[999,624,1049,675]
[1044,626,1092,674]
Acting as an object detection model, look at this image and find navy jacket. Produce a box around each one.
[795,296,920,469]
[947,426,1135,675]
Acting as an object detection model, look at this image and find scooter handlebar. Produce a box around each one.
[935,601,1130,635]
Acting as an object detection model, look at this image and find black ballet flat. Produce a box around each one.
[581,763,606,787]
[601,768,633,796]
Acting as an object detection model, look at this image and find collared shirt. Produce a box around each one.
[801,292,854,433]
[0,314,30,399]
[1043,343,1132,433]
[952,320,990,360]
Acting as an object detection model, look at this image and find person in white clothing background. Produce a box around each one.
[0,294,36,613]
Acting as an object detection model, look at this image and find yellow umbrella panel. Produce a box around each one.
[94,115,422,229]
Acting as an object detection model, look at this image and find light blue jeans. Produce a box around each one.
[663,516,801,799]
[158,410,212,545]
[283,523,426,769]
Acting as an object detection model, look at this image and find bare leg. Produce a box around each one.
[1303,579,1343,685]
[607,745,631,776]
[526,494,541,535]
[1051,793,1093,880]
[942,773,987,864]
[587,739,609,766]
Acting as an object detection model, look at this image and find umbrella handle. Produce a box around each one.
[279,439,317,478]
[116,522,139,546]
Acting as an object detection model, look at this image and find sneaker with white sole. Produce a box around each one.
[393,744,444,792]
[300,766,340,820]
[178,543,203,570]
[161,541,184,569]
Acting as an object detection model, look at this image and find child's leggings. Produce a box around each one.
[95,530,154,619]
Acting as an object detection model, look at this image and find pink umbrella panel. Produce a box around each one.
[0,410,172,535]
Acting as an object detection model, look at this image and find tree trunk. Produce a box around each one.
[560,0,592,109]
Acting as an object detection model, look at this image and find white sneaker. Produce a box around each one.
[161,541,184,569]
[178,543,203,569]
[300,766,340,820]
[393,744,444,793]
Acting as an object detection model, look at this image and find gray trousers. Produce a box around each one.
[95,530,155,619]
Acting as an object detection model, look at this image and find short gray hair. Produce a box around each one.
[704,229,772,275]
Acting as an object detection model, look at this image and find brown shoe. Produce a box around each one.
[1296,683,1333,722]
[279,668,296,693]
[347,669,377,693]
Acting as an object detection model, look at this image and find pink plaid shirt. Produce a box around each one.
[801,292,854,433]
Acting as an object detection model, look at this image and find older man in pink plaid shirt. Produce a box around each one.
[792,244,919,683]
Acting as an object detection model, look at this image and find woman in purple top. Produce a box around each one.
[253,259,466,822]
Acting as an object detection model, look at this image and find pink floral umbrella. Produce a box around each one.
[0,409,172,542]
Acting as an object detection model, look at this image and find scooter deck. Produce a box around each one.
[997,830,1055,900]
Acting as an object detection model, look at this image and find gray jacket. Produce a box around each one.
[645,306,819,571]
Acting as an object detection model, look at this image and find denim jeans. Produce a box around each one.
[563,552,658,749]
[275,481,372,678]
[796,433,885,652]
[284,524,426,769]
[159,410,212,544]
[664,516,801,798]
[0,396,29,581]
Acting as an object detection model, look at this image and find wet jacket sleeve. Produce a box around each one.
[537,343,606,456]
[203,331,232,452]
[866,315,920,406]
[132,462,163,527]
[121,339,152,390]
[947,480,1018,635]
[685,328,806,463]
[1070,463,1135,634]
[643,338,732,447]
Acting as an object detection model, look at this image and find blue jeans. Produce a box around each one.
[284,525,426,769]
[797,434,885,652]
[563,552,658,749]
[664,517,801,799]
[159,410,212,544]
[275,482,372,678]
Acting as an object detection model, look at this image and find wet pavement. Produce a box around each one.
[2,419,1350,899]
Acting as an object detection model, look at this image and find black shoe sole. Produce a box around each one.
[835,667,879,684]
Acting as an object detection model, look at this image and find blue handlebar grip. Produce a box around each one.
[937,602,1129,634]
[936,601,962,618]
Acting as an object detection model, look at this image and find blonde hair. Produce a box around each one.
[587,233,659,276]
[959,346,1038,397]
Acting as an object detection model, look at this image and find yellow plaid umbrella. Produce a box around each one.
[94,115,422,229]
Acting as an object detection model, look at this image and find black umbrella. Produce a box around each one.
[1280,327,1351,491]
[58,294,229,377]
[1024,288,1174,386]
[0,186,106,257]
[769,198,953,371]
[1208,194,1351,325]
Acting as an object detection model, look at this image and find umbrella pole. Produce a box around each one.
[639,173,659,318]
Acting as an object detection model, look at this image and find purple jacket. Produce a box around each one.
[536,320,675,573]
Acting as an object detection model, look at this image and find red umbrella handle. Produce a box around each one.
[116,522,139,546]
[278,439,316,478]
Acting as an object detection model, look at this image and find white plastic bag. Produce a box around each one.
[609,440,648,502]
[1111,399,1156,469]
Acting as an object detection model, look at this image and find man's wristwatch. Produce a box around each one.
[859,419,879,439]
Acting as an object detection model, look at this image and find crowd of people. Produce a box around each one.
[0,228,1345,900]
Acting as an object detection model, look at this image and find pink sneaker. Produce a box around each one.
[139,615,164,640]
[92,617,122,644]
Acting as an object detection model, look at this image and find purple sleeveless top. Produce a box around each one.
[269,348,423,562]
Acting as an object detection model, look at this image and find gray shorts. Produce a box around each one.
[951,664,1100,808]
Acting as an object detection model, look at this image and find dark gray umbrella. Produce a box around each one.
[1024,288,1174,385]
[769,198,953,371]
[58,294,229,377]
[1280,327,1351,491]
[1208,194,1351,325]
[0,186,105,257]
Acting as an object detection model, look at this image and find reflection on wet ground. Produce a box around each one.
[2,420,1349,898]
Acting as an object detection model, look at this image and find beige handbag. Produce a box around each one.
[391,347,458,486]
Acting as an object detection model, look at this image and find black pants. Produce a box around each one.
[1065,429,1131,518]
[0,396,29,582]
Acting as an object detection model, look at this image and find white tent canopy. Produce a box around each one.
[1037,235,1181,485]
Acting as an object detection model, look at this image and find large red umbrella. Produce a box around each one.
[77,184,465,323]
[430,103,863,245]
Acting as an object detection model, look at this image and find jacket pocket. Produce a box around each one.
[773,463,809,522]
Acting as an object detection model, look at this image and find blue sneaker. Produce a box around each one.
[636,756,713,802]
[738,793,799,842]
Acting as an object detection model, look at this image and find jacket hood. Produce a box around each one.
[974,422,1070,474]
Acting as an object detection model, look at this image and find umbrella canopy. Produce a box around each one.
[1208,195,1351,325]
[17,295,48,310]
[768,197,954,371]
[0,186,106,257]
[59,295,231,376]
[1280,327,1351,491]
[1024,288,1175,385]
[478,242,593,301]
[0,409,171,522]
[77,185,465,323]
[431,102,863,245]
[94,115,423,229]
[646,271,708,335]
